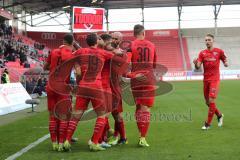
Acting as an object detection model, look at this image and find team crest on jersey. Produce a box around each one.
[213,52,218,56]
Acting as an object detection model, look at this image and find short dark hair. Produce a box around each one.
[63,34,74,45]
[86,33,98,46]
[134,24,145,36]
[100,33,112,42]
[206,33,214,39]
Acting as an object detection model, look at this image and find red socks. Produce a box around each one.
[92,117,106,144]
[135,109,151,137]
[215,108,222,117]
[59,120,68,143]
[207,102,216,125]
[207,102,222,125]
[66,118,79,141]
[49,116,58,142]
[118,120,126,139]
[99,117,110,143]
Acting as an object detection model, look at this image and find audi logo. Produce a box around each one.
[41,33,56,40]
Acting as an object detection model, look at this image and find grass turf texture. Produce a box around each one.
[0,80,240,160]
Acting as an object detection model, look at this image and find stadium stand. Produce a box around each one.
[27,32,65,50]
[151,37,185,71]
[29,27,240,72]
[27,30,190,71]
[0,24,51,83]
[2,27,240,84]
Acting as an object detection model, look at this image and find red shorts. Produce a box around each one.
[203,80,220,101]
[46,87,70,112]
[75,86,106,112]
[131,85,155,107]
[75,97,105,112]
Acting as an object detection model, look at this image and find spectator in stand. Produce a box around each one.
[7,25,12,37]
[19,48,27,65]
[0,29,4,39]
[36,77,45,96]
[0,58,6,68]
[1,23,7,38]
[25,77,33,93]
[43,77,48,91]
[1,68,10,83]
[0,22,50,68]
[0,46,4,57]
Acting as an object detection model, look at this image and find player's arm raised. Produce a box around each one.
[220,50,228,67]
[193,51,203,70]
[223,61,228,67]
[193,59,202,70]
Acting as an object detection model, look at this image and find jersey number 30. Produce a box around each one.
[137,47,150,62]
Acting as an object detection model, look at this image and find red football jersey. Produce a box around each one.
[130,39,157,72]
[74,47,114,86]
[59,45,74,62]
[129,39,157,87]
[46,45,74,91]
[197,48,227,81]
[101,59,111,88]
[47,45,74,73]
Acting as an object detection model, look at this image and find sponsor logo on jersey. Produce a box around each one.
[205,58,216,61]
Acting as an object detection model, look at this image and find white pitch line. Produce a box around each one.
[5,134,50,160]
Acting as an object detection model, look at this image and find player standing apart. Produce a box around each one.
[130,24,157,147]
[193,34,228,130]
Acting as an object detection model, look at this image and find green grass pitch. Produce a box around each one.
[1,80,240,160]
